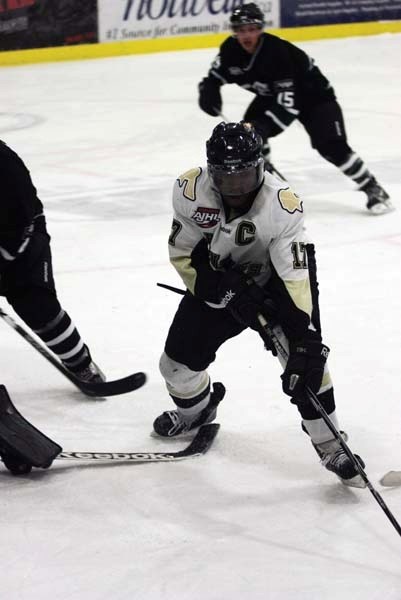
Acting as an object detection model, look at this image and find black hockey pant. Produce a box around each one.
[0,232,91,371]
[0,231,61,329]
[164,292,335,421]
[245,97,355,167]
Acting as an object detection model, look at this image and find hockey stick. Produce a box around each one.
[264,161,287,183]
[156,284,401,537]
[56,424,220,464]
[0,307,146,397]
[217,110,230,122]
[157,282,187,295]
[0,385,219,473]
[256,314,401,538]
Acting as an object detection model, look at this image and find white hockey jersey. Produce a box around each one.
[168,166,312,319]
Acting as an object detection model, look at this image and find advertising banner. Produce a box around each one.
[281,0,401,27]
[0,0,98,51]
[98,0,280,43]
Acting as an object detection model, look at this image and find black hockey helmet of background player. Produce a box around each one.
[230,3,265,30]
[206,121,264,198]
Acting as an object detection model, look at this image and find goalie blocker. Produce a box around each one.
[0,385,61,475]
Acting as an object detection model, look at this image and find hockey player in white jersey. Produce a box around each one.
[154,121,365,485]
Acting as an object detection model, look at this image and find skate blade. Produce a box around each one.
[150,429,195,441]
[368,200,395,215]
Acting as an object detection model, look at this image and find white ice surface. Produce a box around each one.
[0,34,400,600]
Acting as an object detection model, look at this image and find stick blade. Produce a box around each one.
[57,423,221,464]
[379,471,401,487]
[175,423,220,458]
[78,372,147,397]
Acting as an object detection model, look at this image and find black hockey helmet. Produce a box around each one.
[206,121,264,197]
[230,3,265,30]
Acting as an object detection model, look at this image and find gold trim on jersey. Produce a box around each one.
[320,370,333,391]
[177,167,202,201]
[170,255,196,294]
[284,278,312,317]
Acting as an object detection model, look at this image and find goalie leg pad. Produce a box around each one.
[0,385,62,471]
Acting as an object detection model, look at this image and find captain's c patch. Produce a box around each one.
[278,188,303,214]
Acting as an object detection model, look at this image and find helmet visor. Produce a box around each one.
[231,22,264,32]
[209,160,263,197]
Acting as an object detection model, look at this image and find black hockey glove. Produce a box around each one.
[218,269,277,351]
[281,340,330,404]
[198,78,222,116]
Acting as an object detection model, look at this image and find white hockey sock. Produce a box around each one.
[302,410,340,444]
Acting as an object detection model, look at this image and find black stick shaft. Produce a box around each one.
[157,284,401,537]
[0,308,79,385]
[0,308,146,397]
[157,282,186,295]
[257,314,401,538]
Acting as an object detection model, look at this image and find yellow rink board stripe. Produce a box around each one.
[1,20,400,67]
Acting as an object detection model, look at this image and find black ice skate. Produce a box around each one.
[313,434,366,488]
[360,178,394,215]
[153,382,225,437]
[73,361,106,384]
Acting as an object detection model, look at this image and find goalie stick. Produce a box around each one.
[380,471,401,487]
[0,307,146,397]
[57,424,220,464]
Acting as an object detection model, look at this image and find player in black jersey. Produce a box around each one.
[198,3,393,215]
[0,141,104,384]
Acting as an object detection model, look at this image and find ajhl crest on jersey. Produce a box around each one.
[191,207,221,228]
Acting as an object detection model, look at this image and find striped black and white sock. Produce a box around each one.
[34,309,90,372]
[338,152,374,190]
